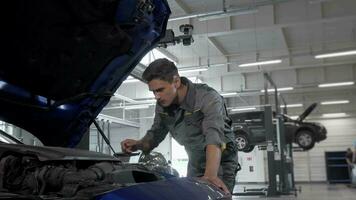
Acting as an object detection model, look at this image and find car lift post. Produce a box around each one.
[233,73,297,197]
[264,73,296,196]
[264,105,278,196]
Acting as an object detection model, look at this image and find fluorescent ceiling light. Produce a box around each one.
[231,107,256,112]
[318,81,354,88]
[322,113,348,118]
[321,100,350,105]
[238,59,282,67]
[280,104,303,108]
[261,87,294,93]
[315,50,356,59]
[220,92,238,97]
[178,68,208,73]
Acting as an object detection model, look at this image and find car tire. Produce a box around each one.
[234,132,250,152]
[296,130,315,150]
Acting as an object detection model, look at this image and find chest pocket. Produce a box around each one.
[184,110,204,129]
[179,110,205,148]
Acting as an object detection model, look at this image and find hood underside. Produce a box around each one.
[297,103,318,121]
[0,0,171,147]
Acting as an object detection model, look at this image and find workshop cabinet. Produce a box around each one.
[325,151,350,183]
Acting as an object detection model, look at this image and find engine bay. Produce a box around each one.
[0,152,164,199]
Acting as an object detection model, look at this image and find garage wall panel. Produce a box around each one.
[293,117,356,182]
[90,126,139,154]
[293,152,310,182]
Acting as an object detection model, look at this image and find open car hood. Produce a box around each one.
[297,103,318,122]
[0,0,170,147]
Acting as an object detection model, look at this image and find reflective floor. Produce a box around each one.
[232,183,356,200]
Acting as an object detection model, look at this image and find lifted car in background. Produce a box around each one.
[230,103,327,152]
[0,0,228,199]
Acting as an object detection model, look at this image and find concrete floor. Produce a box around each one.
[232,183,356,200]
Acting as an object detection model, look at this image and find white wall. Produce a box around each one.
[89,125,139,155]
[235,117,356,183]
[293,117,356,182]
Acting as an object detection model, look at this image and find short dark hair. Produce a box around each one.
[142,58,178,83]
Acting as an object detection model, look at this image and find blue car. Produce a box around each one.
[0,0,229,199]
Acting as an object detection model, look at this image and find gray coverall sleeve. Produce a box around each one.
[141,109,169,152]
[200,91,226,148]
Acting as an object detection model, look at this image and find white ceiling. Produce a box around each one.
[107,0,356,121]
[164,0,356,117]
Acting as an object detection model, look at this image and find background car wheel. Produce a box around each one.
[234,133,250,152]
[296,130,315,150]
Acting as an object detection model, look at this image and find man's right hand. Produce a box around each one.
[121,139,141,153]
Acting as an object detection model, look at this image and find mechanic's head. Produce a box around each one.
[142,58,181,107]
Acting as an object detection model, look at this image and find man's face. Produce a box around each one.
[148,77,180,107]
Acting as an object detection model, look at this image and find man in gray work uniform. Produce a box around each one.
[121,58,239,194]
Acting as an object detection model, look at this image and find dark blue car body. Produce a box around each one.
[0,0,170,147]
[0,0,228,199]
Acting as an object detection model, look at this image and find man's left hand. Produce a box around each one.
[201,175,230,194]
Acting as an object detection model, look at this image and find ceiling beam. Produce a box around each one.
[193,15,356,37]
[279,27,291,65]
[207,37,228,57]
[239,60,356,74]
[174,0,191,14]
[222,84,356,98]
[155,48,179,63]
[202,59,356,77]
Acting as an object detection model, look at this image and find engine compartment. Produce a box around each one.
[0,152,164,199]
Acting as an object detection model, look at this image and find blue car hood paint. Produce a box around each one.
[97,177,227,200]
[0,0,170,147]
